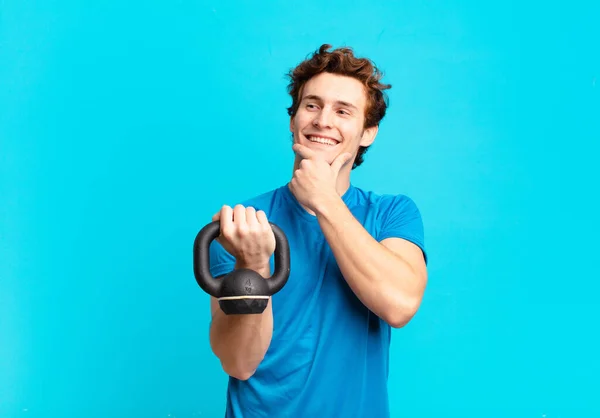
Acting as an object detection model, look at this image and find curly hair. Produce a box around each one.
[286,44,391,169]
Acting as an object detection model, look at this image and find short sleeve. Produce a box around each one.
[377,195,427,264]
[209,240,236,278]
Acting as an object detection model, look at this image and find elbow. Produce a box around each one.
[229,369,256,381]
[385,311,413,329]
[387,314,413,329]
[221,361,257,381]
[385,297,422,329]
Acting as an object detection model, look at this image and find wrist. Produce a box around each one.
[314,193,343,218]
[235,260,271,277]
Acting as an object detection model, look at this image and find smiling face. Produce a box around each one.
[290,72,378,168]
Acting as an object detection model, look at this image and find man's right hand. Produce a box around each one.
[212,205,276,272]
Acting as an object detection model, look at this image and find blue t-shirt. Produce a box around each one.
[209,183,427,418]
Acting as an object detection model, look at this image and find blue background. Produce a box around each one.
[1,0,599,417]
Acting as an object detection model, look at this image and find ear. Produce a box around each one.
[289,116,295,133]
[359,125,378,147]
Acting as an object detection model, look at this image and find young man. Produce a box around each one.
[207,44,428,417]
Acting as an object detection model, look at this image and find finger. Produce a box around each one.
[256,210,269,228]
[219,205,234,236]
[245,206,258,228]
[233,204,247,226]
[292,143,316,160]
[216,205,232,222]
[330,152,353,174]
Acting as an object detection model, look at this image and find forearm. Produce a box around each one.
[315,196,424,327]
[209,263,273,380]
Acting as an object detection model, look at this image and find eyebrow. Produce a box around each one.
[302,94,358,110]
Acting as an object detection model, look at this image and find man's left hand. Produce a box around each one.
[289,143,353,213]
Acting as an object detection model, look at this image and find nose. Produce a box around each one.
[313,109,333,129]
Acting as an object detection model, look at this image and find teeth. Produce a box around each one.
[308,136,338,145]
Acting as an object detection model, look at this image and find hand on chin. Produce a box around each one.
[290,143,353,213]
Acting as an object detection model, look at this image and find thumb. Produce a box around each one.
[331,152,353,174]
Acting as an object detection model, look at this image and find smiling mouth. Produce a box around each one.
[306,135,340,146]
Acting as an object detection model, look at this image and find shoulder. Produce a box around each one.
[352,186,427,260]
[352,186,422,219]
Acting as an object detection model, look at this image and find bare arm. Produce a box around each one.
[315,195,428,328]
[209,262,273,380]
[207,204,276,380]
[288,143,427,328]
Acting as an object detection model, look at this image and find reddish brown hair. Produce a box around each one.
[286,44,391,168]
